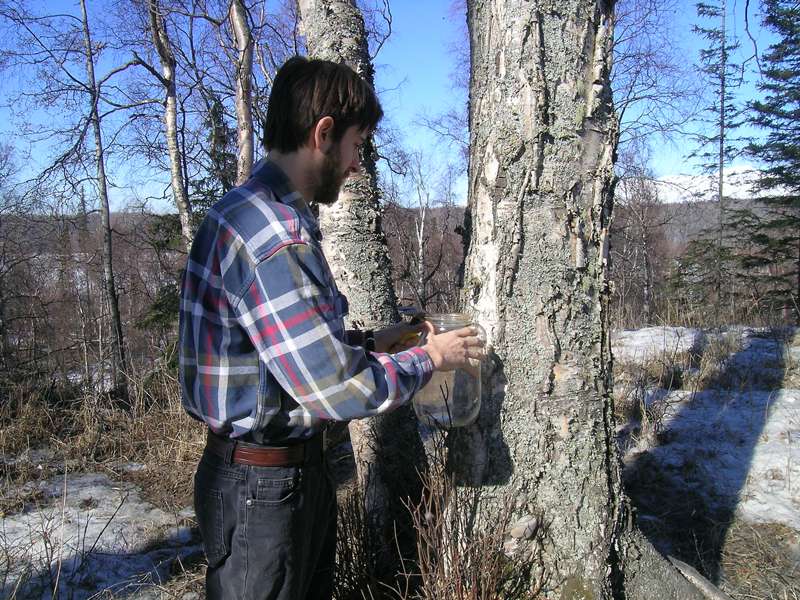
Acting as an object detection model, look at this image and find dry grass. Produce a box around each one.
[721,520,800,600]
[612,329,787,448]
[5,324,798,598]
[0,367,205,513]
[396,470,544,599]
[332,432,543,600]
[0,365,207,599]
[2,369,545,600]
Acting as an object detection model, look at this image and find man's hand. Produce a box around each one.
[420,321,486,371]
[374,321,427,353]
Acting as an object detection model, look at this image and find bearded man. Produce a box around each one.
[178,56,484,600]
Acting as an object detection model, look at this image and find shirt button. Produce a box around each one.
[246,499,253,506]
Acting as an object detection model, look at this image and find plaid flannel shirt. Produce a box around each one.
[179,159,434,443]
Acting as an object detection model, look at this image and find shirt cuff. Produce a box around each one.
[403,346,435,387]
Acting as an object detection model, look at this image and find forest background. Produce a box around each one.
[0,0,795,390]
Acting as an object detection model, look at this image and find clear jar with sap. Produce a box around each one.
[413,313,486,428]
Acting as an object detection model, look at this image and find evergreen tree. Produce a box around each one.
[745,0,800,323]
[673,0,747,323]
[190,93,238,219]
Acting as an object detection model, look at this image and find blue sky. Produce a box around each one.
[0,0,781,209]
[372,0,467,170]
[372,0,777,183]
[648,0,779,177]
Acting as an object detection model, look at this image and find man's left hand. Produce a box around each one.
[375,321,426,353]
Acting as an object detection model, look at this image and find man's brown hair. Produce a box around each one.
[263,56,383,153]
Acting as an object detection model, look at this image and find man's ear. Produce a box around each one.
[312,116,335,152]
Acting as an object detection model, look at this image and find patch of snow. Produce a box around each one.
[1,472,199,599]
[612,326,705,364]
[120,462,147,473]
[625,386,800,531]
[619,326,800,540]
[790,346,800,363]
[654,164,771,204]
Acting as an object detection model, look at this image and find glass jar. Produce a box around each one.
[413,313,486,428]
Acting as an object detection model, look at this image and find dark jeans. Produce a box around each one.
[193,443,337,600]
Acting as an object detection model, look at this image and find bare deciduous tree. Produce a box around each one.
[459,0,709,596]
[384,152,463,313]
[229,0,255,184]
[297,0,426,570]
[144,0,194,251]
[80,0,128,393]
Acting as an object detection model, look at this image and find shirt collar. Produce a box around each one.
[251,158,322,241]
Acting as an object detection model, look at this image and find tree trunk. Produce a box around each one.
[77,190,96,390]
[641,219,653,324]
[459,1,706,597]
[229,0,255,184]
[148,0,194,252]
[81,0,126,396]
[296,0,426,568]
[0,277,8,371]
[716,0,727,312]
[415,205,426,308]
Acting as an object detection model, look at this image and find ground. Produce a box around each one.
[1,326,798,599]
[615,325,800,598]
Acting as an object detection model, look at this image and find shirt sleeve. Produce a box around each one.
[233,242,434,421]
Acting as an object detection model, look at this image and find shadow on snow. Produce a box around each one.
[622,327,793,584]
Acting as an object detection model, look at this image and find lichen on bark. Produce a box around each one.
[459,1,707,597]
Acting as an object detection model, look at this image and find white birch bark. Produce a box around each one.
[229,0,255,184]
[80,0,127,395]
[415,204,426,307]
[297,0,426,567]
[147,0,194,252]
[461,0,707,597]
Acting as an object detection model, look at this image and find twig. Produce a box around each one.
[67,490,129,583]
[50,468,68,596]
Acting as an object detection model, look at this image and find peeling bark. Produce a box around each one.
[147,0,193,252]
[229,0,255,184]
[460,0,706,597]
[297,0,426,566]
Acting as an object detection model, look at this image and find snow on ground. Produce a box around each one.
[1,470,200,599]
[614,326,800,533]
[611,326,706,363]
[632,388,800,529]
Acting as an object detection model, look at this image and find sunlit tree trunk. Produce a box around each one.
[81,0,126,395]
[414,203,427,308]
[297,0,426,567]
[147,0,194,252]
[230,0,255,184]
[460,0,707,596]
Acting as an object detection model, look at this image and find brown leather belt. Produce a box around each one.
[205,431,322,467]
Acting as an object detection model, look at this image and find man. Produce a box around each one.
[179,56,484,600]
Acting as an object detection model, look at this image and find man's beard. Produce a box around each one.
[313,149,345,205]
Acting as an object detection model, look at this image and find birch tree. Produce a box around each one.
[79,0,127,394]
[0,1,138,394]
[144,0,194,251]
[459,0,709,596]
[229,0,255,184]
[296,0,426,569]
